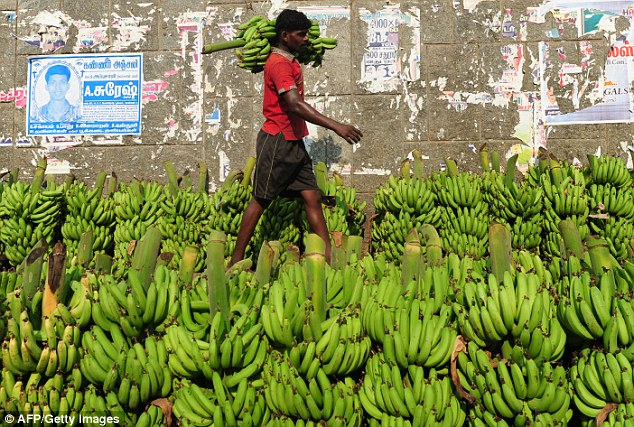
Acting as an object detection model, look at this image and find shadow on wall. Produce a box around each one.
[305,135,343,168]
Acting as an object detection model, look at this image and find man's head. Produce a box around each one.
[45,64,71,84]
[44,64,72,101]
[275,9,311,53]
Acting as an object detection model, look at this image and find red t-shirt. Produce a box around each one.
[261,50,308,140]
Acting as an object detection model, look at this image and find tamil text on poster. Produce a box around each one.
[27,53,143,136]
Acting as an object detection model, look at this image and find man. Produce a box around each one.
[36,64,80,122]
[228,9,363,267]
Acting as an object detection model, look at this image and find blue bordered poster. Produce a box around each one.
[27,53,143,136]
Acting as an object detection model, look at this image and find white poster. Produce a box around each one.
[27,53,143,136]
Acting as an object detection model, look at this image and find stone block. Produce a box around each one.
[139,52,184,144]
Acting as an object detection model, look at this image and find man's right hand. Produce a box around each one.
[334,123,363,145]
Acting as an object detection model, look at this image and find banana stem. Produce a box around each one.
[254,241,277,287]
[107,172,118,195]
[242,157,256,187]
[94,253,113,274]
[42,242,67,318]
[164,161,180,197]
[330,231,347,270]
[77,230,95,268]
[558,219,584,259]
[202,38,247,54]
[401,228,422,288]
[130,227,162,291]
[412,149,424,179]
[206,230,230,330]
[31,157,48,194]
[489,223,513,284]
[94,170,107,196]
[419,224,443,267]
[346,235,363,263]
[305,234,327,322]
[21,240,47,305]
[491,151,500,172]
[179,245,199,286]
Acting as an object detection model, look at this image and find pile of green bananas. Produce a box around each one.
[0,176,64,267]
[454,268,566,363]
[173,373,270,426]
[456,341,573,426]
[483,155,544,251]
[433,167,490,259]
[536,161,590,257]
[262,350,363,425]
[586,155,634,260]
[252,197,303,263]
[361,355,467,425]
[80,329,170,410]
[361,266,456,370]
[372,152,442,262]
[571,348,634,420]
[306,162,366,241]
[208,162,254,258]
[61,174,116,263]
[202,15,337,73]
[157,161,211,271]
[112,180,165,260]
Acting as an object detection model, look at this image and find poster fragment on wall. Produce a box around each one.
[26,53,143,136]
[537,0,634,125]
[358,6,420,93]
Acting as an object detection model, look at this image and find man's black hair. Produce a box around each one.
[275,9,311,35]
[45,64,71,83]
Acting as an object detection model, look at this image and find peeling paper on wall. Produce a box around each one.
[112,15,150,50]
[0,87,27,108]
[358,5,402,93]
[15,10,73,52]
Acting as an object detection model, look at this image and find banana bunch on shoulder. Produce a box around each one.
[202,16,337,72]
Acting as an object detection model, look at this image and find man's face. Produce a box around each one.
[46,74,70,101]
[283,29,309,53]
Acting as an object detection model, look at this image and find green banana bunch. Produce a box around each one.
[456,341,572,424]
[360,353,467,424]
[262,350,360,423]
[0,178,64,266]
[587,154,632,188]
[108,335,169,410]
[252,197,302,264]
[90,267,174,339]
[556,270,612,344]
[1,369,88,425]
[295,20,338,68]
[173,373,271,426]
[571,348,634,418]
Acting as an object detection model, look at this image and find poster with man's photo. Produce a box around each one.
[26,53,143,136]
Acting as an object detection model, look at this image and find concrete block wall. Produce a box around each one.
[0,0,632,206]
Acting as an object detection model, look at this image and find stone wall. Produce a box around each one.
[0,0,633,205]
